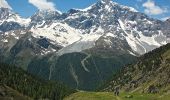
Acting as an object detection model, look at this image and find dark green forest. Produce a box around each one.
[0,63,76,100]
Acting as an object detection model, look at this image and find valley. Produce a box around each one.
[0,0,170,99]
[64,43,170,100]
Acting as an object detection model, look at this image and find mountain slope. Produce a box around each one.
[27,52,136,90]
[0,85,32,100]
[64,91,170,100]
[102,43,170,94]
[0,63,75,100]
[0,8,30,32]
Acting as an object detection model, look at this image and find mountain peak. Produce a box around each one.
[37,9,61,16]
[99,0,116,5]
[0,7,13,20]
[94,0,137,12]
[31,10,61,22]
[101,0,112,3]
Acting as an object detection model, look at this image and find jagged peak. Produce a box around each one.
[100,0,138,12]
[31,9,61,21]
[68,8,81,14]
[37,9,61,15]
[0,7,13,13]
[100,0,112,3]
[101,0,138,12]
[74,0,115,12]
[98,0,117,6]
[0,7,15,20]
[77,0,137,13]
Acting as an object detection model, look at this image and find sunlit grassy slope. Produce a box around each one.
[64,91,170,100]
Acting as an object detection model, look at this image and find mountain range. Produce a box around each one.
[0,0,170,90]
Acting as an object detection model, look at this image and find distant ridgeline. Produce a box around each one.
[102,43,170,94]
[0,63,76,100]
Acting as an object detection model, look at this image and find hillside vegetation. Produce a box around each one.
[27,52,136,90]
[64,91,170,100]
[64,43,170,100]
[103,43,170,94]
[0,84,32,100]
[0,63,75,100]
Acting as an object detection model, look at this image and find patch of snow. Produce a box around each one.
[2,39,8,43]
[65,15,80,20]
[6,14,31,26]
[118,19,126,33]
[15,36,19,39]
[127,20,137,25]
[128,50,136,56]
[118,18,168,55]
[104,39,112,45]
[56,27,104,55]
[31,22,82,47]
[57,33,102,56]
[121,6,138,12]
[105,33,116,37]
[125,36,138,52]
[105,5,111,12]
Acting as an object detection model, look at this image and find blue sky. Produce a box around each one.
[3,0,170,20]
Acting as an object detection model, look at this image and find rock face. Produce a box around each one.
[0,0,170,90]
[0,8,10,20]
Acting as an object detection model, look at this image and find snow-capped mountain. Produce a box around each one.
[1,0,170,56]
[30,10,61,27]
[61,0,169,55]
[0,7,30,33]
[0,0,170,90]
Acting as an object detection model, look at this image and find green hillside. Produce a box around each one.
[64,43,170,100]
[102,43,170,94]
[0,85,32,100]
[64,91,170,100]
[0,63,75,100]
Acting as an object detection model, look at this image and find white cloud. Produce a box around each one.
[28,0,56,11]
[0,0,12,9]
[142,0,167,15]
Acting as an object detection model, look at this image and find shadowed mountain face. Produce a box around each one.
[27,52,136,90]
[0,0,170,90]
